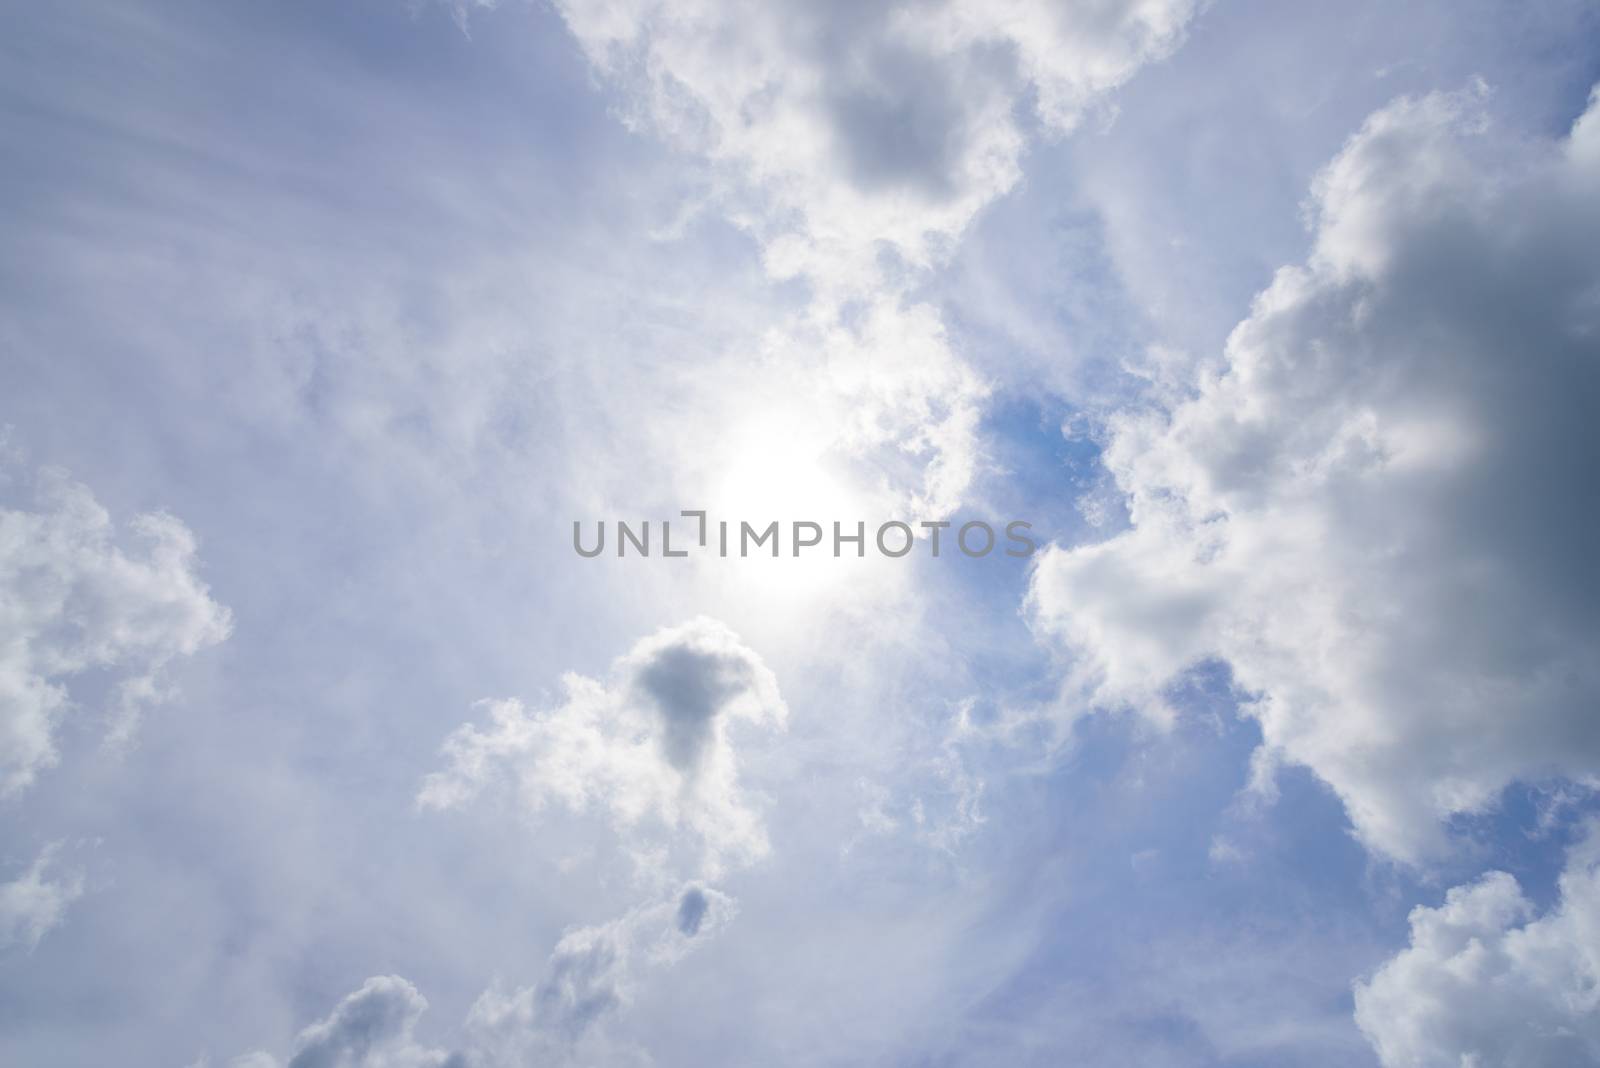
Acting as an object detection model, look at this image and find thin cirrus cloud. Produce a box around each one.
[1030,81,1600,864]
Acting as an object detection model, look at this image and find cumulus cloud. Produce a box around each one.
[237,886,730,1068]
[1030,83,1600,861]
[541,0,1197,517]
[1355,826,1600,1066]
[553,0,1195,288]
[287,976,465,1068]
[233,975,464,1068]
[420,617,787,879]
[0,842,84,953]
[466,884,733,1066]
[414,622,766,1059]
[414,621,762,1061]
[0,464,232,797]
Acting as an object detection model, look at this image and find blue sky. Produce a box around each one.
[2,2,1599,1065]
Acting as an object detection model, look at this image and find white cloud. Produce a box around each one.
[414,619,769,1057]
[236,975,464,1068]
[553,0,1195,289]
[420,617,787,880]
[1355,826,1600,1067]
[0,464,232,797]
[1030,83,1600,861]
[0,842,84,953]
[542,0,1198,518]
[236,885,730,1068]
[755,297,990,519]
[465,883,733,1066]
[227,1056,283,1068]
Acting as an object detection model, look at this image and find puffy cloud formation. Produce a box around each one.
[553,0,1196,288]
[543,0,1197,517]
[1354,828,1600,1066]
[413,623,765,1061]
[420,618,787,879]
[1030,83,1600,861]
[415,623,760,1061]
[0,842,84,953]
[285,976,464,1068]
[234,975,464,1068]
[0,465,232,796]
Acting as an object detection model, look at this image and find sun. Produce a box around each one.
[700,415,890,603]
[705,399,878,523]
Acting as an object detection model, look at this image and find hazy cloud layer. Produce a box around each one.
[1031,83,1600,861]
[1355,826,1600,1066]
[0,463,232,796]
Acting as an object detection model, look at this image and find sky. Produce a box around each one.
[1,1,1599,1065]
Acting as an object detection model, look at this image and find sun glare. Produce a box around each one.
[703,420,889,603]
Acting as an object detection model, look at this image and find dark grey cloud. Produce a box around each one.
[675,886,709,937]
[635,643,758,777]
[824,40,985,200]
